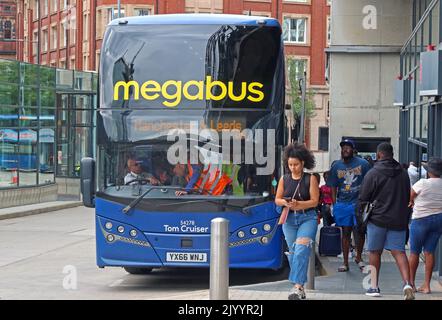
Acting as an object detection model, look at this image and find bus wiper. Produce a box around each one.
[122,186,181,214]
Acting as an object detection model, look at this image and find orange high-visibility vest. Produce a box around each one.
[186,162,231,195]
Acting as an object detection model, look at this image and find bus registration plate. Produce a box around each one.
[166,252,207,262]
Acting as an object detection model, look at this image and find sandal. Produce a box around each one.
[338,265,349,272]
[354,259,366,271]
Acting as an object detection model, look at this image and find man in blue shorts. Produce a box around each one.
[328,139,371,272]
[359,143,414,300]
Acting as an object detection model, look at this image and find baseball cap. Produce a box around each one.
[340,139,355,149]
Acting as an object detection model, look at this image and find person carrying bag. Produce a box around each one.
[275,143,319,300]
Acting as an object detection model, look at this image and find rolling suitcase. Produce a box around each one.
[318,226,342,256]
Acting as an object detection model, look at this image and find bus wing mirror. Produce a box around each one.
[81,157,96,208]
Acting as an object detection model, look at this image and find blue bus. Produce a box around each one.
[81,14,287,274]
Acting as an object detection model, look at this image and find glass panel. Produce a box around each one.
[21,63,39,87]
[23,87,38,107]
[40,108,56,126]
[56,68,73,89]
[20,108,39,127]
[57,109,68,127]
[56,143,69,176]
[73,127,91,177]
[282,18,290,42]
[0,128,18,188]
[432,2,440,45]
[74,71,92,91]
[0,107,19,127]
[0,59,19,84]
[422,104,428,141]
[92,73,98,91]
[39,128,55,183]
[415,105,421,139]
[40,89,56,108]
[73,94,91,109]
[0,84,19,106]
[40,66,56,88]
[18,140,37,186]
[71,109,91,125]
[409,107,415,138]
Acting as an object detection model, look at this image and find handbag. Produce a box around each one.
[278,174,303,225]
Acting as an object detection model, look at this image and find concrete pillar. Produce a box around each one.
[328,0,412,162]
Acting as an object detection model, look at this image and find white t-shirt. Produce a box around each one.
[412,178,442,219]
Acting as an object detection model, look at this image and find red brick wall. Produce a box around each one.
[22,0,330,80]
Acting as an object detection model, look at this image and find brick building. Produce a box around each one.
[18,0,331,167]
[0,0,16,59]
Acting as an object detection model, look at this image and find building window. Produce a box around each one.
[42,29,48,52]
[83,14,88,41]
[51,25,57,50]
[283,17,307,43]
[69,18,76,44]
[60,21,67,47]
[83,55,88,70]
[96,9,102,38]
[327,16,331,46]
[51,0,57,13]
[287,58,308,84]
[318,127,329,151]
[3,20,12,39]
[70,57,75,70]
[33,31,38,55]
[60,60,66,69]
[43,0,48,16]
[33,0,39,19]
[134,8,151,16]
[107,8,125,23]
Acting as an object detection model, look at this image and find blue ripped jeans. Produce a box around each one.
[282,210,318,286]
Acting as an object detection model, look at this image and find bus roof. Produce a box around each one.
[108,13,281,28]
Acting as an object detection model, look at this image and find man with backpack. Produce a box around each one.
[358,142,414,300]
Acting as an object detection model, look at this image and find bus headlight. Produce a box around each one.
[130,230,137,237]
[261,236,269,244]
[263,224,271,232]
[117,226,125,233]
[250,227,258,235]
[107,234,115,242]
[237,231,245,238]
[105,222,113,230]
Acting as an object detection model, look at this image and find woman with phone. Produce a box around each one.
[275,143,320,300]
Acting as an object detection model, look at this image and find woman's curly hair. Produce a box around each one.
[283,142,316,171]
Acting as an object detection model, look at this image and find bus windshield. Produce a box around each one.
[101,24,281,109]
[98,142,273,198]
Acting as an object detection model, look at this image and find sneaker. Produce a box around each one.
[403,284,415,300]
[288,287,304,300]
[365,287,381,297]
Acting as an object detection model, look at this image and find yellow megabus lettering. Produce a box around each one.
[113,76,265,107]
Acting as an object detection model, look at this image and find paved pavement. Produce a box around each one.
[0,203,441,300]
[0,201,82,220]
[176,251,442,300]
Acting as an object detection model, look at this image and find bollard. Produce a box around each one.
[306,241,315,290]
[210,218,229,300]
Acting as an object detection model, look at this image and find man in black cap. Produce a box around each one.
[408,157,442,294]
[328,139,371,272]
